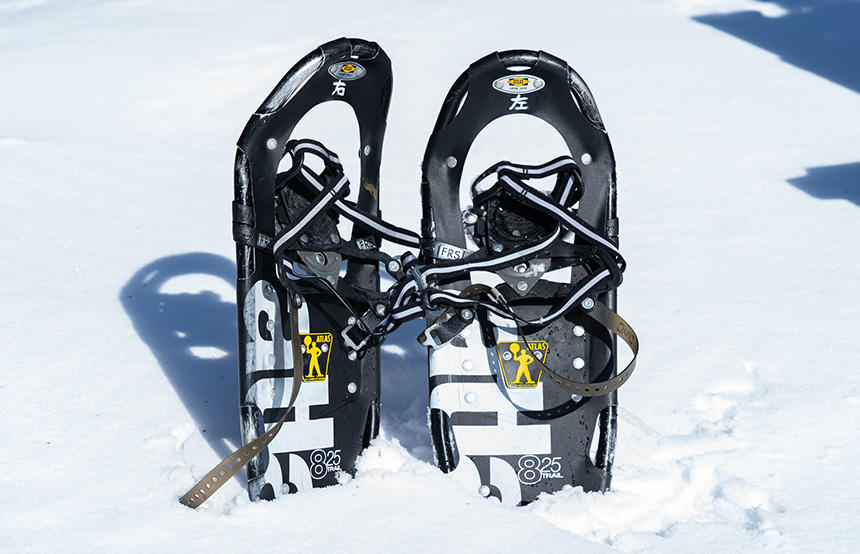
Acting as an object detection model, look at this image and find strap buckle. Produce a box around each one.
[340,306,386,354]
[416,306,475,348]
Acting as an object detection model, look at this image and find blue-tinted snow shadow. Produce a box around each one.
[120,252,434,467]
[694,0,860,94]
[787,161,860,205]
[379,320,433,463]
[120,253,240,465]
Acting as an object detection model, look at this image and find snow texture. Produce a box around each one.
[1,0,858,552]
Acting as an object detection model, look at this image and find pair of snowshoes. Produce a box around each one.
[180,37,638,509]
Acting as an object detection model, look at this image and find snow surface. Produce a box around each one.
[2,0,859,552]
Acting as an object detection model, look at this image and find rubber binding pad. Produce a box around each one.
[233,38,391,501]
[421,50,622,505]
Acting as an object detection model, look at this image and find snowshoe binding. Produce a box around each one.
[415,50,639,505]
[180,37,420,507]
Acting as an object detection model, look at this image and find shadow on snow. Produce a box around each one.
[378,320,433,463]
[120,253,241,467]
[694,0,860,94]
[787,161,860,205]
[120,252,432,478]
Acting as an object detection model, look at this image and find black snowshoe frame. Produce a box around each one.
[179,43,638,510]
[181,37,414,508]
[418,49,638,503]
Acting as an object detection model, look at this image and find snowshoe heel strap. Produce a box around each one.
[518,299,638,397]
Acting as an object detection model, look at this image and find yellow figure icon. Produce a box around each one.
[304,335,324,379]
[509,343,535,385]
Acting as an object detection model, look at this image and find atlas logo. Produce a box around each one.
[496,340,548,388]
[328,61,367,86]
[492,73,545,94]
[301,333,333,382]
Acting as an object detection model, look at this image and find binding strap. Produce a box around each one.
[495,173,623,268]
[515,299,638,397]
[179,294,304,509]
[282,140,421,248]
[272,170,350,252]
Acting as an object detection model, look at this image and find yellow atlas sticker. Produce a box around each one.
[508,77,529,87]
[496,340,549,389]
[301,333,333,382]
[340,63,356,74]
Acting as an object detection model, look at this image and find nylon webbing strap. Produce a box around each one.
[528,300,638,397]
[179,297,304,508]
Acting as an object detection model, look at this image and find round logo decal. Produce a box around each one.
[492,74,545,94]
[328,62,367,81]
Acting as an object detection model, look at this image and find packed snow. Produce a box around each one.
[1,0,858,552]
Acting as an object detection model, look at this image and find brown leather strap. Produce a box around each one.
[529,300,638,397]
[423,285,638,397]
[179,295,304,508]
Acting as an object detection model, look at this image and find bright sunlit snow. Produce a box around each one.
[1,0,858,552]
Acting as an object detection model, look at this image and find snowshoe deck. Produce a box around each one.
[417,50,639,505]
[180,37,421,507]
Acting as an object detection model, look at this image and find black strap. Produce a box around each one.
[232,201,274,250]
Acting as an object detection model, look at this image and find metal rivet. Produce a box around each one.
[479,485,490,497]
[462,360,474,371]
[321,343,329,353]
[460,308,474,321]
[330,233,341,244]
[267,353,275,367]
[266,138,278,150]
[266,320,275,332]
[299,234,309,245]
[348,316,357,325]
[375,304,387,317]
[571,394,583,402]
[581,153,592,165]
[280,483,290,494]
[535,351,543,360]
[347,382,358,394]
[573,357,585,369]
[492,242,504,253]
[514,263,528,273]
[464,212,478,224]
[574,325,585,337]
[446,156,457,168]
[314,252,326,265]
[265,284,274,296]
[293,294,303,308]
[502,351,513,361]
[347,350,357,361]
[387,260,401,273]
[363,145,371,156]
[300,345,306,354]
[516,281,528,292]
[464,392,476,403]
[581,297,595,310]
